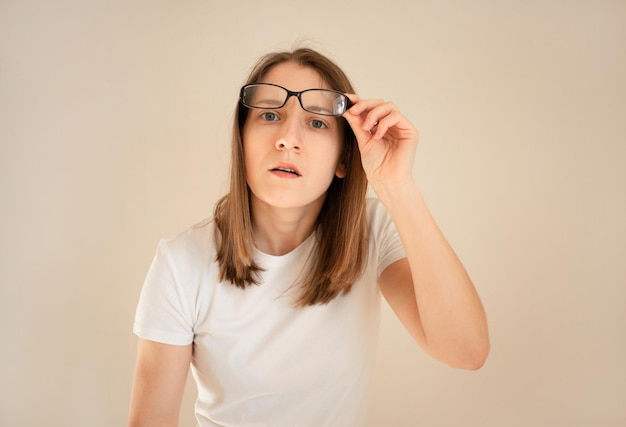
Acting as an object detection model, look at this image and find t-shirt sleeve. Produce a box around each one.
[370,198,407,278]
[133,238,195,346]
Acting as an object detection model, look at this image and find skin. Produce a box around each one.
[242,63,347,255]
[128,62,490,426]
[343,96,490,369]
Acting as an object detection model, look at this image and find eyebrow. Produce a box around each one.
[253,98,284,108]
[305,104,333,114]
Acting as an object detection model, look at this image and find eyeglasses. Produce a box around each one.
[239,83,351,117]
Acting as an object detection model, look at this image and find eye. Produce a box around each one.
[309,119,327,129]
[260,111,279,121]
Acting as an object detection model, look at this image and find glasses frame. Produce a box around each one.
[239,83,352,117]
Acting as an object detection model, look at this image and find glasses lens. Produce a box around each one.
[301,89,348,116]
[241,84,348,116]
[242,85,287,109]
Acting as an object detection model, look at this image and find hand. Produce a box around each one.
[342,96,420,187]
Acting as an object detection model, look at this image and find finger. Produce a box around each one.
[342,106,372,144]
[345,98,386,133]
[346,97,384,116]
[371,109,404,139]
[360,101,399,137]
[345,98,415,140]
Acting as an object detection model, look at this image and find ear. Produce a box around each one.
[335,161,346,178]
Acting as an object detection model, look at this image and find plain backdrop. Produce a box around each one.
[1,0,625,426]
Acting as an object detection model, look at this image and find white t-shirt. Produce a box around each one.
[134,198,406,426]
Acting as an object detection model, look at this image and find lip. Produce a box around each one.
[269,162,302,177]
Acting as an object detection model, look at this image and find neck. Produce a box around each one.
[250,199,323,256]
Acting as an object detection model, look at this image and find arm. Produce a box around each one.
[128,338,192,427]
[343,97,489,370]
[377,188,489,370]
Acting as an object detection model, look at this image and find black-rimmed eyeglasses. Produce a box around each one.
[239,83,351,117]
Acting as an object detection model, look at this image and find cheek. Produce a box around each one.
[243,145,257,185]
[314,148,345,183]
[328,133,346,170]
[242,128,257,165]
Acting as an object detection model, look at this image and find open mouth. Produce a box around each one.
[270,166,301,177]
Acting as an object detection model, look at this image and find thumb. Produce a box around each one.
[342,106,371,145]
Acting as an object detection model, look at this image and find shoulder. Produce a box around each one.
[365,196,393,231]
[134,218,217,345]
[157,217,217,271]
[364,196,406,274]
[365,196,386,217]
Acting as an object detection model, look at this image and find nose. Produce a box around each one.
[275,134,301,151]
[275,100,302,152]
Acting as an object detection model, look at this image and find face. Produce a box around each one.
[242,62,346,215]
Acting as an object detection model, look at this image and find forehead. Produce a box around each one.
[258,62,330,92]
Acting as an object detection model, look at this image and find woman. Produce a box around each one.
[128,47,489,426]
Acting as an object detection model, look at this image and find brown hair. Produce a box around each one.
[213,48,368,306]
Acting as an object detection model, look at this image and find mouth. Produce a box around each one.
[269,163,301,177]
[271,167,300,176]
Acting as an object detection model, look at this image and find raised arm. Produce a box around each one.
[343,97,490,370]
[128,338,192,427]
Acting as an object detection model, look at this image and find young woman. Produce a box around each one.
[128,48,489,426]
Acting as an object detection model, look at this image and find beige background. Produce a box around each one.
[1,0,625,426]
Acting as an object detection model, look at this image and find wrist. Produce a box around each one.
[371,179,427,215]
[371,177,419,200]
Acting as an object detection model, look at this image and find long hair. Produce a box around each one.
[214,48,368,306]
